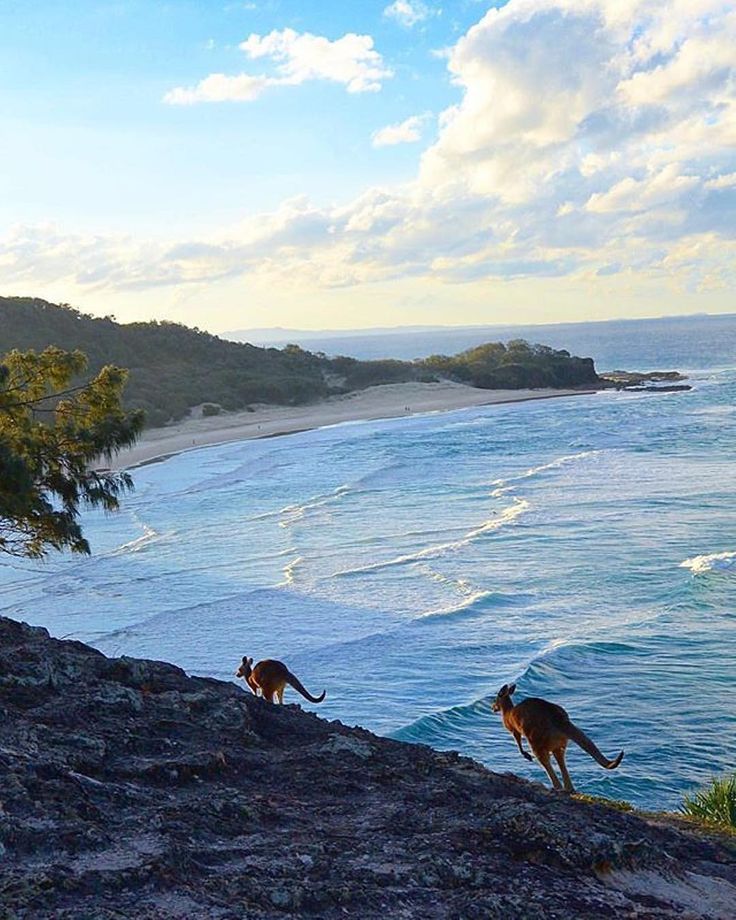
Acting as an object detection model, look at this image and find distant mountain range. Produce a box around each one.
[224,313,723,347]
[226,325,461,341]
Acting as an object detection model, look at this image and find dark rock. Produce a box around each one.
[0,615,734,919]
[599,369,690,391]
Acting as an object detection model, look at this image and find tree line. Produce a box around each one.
[1,297,600,427]
[0,297,600,559]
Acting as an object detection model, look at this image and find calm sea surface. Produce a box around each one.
[2,315,734,809]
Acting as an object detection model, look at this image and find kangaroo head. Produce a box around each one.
[236,656,254,679]
[491,682,516,712]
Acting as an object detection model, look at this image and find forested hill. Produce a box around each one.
[0,297,600,427]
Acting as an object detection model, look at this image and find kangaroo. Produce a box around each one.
[236,656,326,705]
[492,683,623,792]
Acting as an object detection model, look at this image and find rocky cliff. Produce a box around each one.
[0,616,734,919]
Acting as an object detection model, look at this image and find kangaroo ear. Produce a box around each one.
[507,683,517,695]
[248,657,254,665]
[241,656,249,665]
[498,684,508,696]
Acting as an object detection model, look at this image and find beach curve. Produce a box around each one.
[108,381,598,471]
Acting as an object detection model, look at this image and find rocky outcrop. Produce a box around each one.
[599,370,691,392]
[0,616,734,918]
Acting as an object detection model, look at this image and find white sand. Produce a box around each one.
[109,381,597,471]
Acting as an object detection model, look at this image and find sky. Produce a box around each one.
[1,0,735,333]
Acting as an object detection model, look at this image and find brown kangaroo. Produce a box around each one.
[236,656,326,705]
[492,683,623,792]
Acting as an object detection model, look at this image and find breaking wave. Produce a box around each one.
[332,497,530,577]
[680,550,736,575]
[279,484,352,527]
[490,450,600,496]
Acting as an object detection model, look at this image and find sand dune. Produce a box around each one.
[110,381,597,470]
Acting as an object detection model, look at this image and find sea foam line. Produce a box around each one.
[680,550,736,575]
[282,556,304,585]
[490,450,600,497]
[107,519,163,557]
[279,484,352,528]
[414,589,494,622]
[332,497,530,577]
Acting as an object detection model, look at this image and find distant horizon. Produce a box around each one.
[223,310,736,341]
[3,294,734,343]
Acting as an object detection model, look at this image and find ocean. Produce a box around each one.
[241,312,736,372]
[1,314,734,810]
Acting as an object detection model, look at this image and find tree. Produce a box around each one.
[0,347,144,558]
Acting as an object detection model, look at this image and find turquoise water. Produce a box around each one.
[1,324,734,810]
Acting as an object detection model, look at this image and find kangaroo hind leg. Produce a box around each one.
[553,748,575,793]
[276,683,285,705]
[536,751,562,790]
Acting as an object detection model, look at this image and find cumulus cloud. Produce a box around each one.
[372,114,431,147]
[585,165,700,214]
[383,1,434,28]
[164,73,271,105]
[11,0,736,308]
[705,172,736,190]
[164,28,391,103]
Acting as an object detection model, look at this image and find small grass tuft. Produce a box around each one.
[681,774,736,829]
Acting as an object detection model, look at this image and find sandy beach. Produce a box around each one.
[110,381,597,470]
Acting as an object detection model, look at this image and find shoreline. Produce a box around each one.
[109,381,598,471]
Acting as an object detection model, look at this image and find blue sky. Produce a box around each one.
[1,1,479,231]
[1,0,735,331]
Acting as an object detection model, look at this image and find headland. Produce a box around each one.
[0,615,733,918]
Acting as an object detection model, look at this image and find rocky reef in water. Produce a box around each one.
[0,616,734,919]
[599,370,692,392]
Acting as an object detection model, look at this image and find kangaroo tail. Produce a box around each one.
[566,722,624,770]
[287,672,326,704]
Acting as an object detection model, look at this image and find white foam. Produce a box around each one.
[279,484,351,528]
[490,450,600,493]
[414,589,493,621]
[679,551,736,575]
[414,565,479,596]
[333,497,530,577]
[108,522,160,556]
[282,555,304,585]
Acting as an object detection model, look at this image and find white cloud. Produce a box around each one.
[383,1,434,28]
[164,73,271,105]
[705,172,736,190]
[164,28,391,103]
[11,0,736,319]
[372,114,431,147]
[585,165,700,214]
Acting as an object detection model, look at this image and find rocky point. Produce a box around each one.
[0,616,734,918]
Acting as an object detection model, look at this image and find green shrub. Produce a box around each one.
[201,403,221,417]
[0,298,603,428]
[682,774,736,828]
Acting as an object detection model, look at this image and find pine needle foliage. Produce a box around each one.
[0,347,143,558]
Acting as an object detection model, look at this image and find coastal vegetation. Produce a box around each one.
[682,774,736,830]
[1,297,602,427]
[423,340,599,389]
[0,346,142,558]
